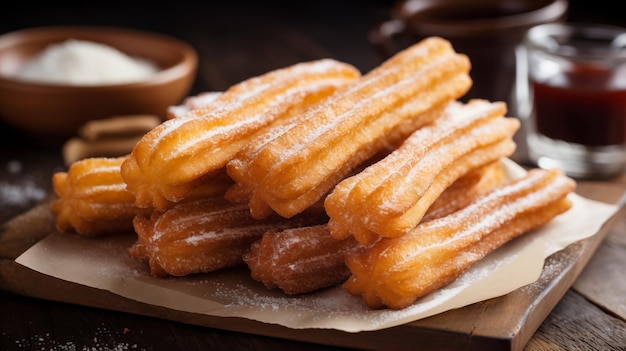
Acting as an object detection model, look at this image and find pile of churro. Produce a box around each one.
[49,37,576,310]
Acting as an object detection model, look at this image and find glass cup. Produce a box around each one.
[516,23,626,178]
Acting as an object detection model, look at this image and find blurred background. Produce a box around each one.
[0,0,624,218]
[0,2,625,350]
[2,0,623,95]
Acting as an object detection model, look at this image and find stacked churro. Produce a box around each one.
[343,168,575,309]
[120,59,360,211]
[325,99,520,245]
[49,36,576,311]
[50,156,234,237]
[227,36,472,219]
[130,198,328,277]
[50,156,152,236]
[244,161,507,295]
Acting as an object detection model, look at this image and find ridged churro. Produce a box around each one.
[51,156,234,236]
[227,36,472,219]
[121,59,360,210]
[343,168,576,310]
[325,99,520,245]
[243,160,507,295]
[245,224,360,294]
[129,198,329,277]
[50,156,152,236]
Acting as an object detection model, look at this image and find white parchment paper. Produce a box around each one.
[15,160,619,332]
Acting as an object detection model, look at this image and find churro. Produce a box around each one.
[121,59,360,210]
[343,168,576,309]
[243,160,507,295]
[227,36,472,219]
[245,224,360,294]
[130,198,328,277]
[325,99,519,245]
[51,156,233,236]
[50,156,151,236]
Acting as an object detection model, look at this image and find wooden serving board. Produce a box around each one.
[0,186,622,351]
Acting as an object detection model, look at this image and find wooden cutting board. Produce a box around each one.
[0,186,622,351]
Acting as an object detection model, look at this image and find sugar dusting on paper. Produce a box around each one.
[0,160,46,206]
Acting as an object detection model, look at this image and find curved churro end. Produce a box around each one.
[50,156,151,236]
[343,168,575,310]
[245,224,361,294]
[121,59,360,210]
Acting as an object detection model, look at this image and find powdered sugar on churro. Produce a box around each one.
[325,98,517,244]
[397,169,574,265]
[240,37,470,219]
[343,168,575,309]
[79,163,129,195]
[122,59,359,210]
[151,59,354,156]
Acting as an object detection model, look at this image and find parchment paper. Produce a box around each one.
[15,159,619,332]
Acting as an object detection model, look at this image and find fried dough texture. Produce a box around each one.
[51,156,234,236]
[243,160,508,295]
[325,99,520,245]
[121,59,360,210]
[226,36,472,219]
[129,198,328,277]
[50,156,152,236]
[244,224,359,294]
[343,168,576,310]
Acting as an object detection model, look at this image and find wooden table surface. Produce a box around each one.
[1,1,625,350]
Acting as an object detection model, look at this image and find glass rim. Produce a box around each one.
[525,22,626,60]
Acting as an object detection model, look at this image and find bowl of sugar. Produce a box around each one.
[0,26,198,144]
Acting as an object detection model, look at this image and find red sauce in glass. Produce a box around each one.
[532,64,626,146]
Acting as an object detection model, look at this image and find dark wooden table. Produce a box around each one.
[1,1,625,350]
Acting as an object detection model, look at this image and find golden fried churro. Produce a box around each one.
[325,99,520,245]
[129,198,329,277]
[245,224,360,294]
[343,168,576,310]
[121,59,360,210]
[227,36,472,219]
[51,157,234,236]
[243,161,506,295]
[50,156,152,236]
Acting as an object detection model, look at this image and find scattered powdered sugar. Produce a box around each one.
[213,281,364,314]
[517,245,569,296]
[0,179,45,206]
[5,328,142,350]
[0,160,46,207]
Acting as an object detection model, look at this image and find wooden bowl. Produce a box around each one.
[0,26,198,144]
